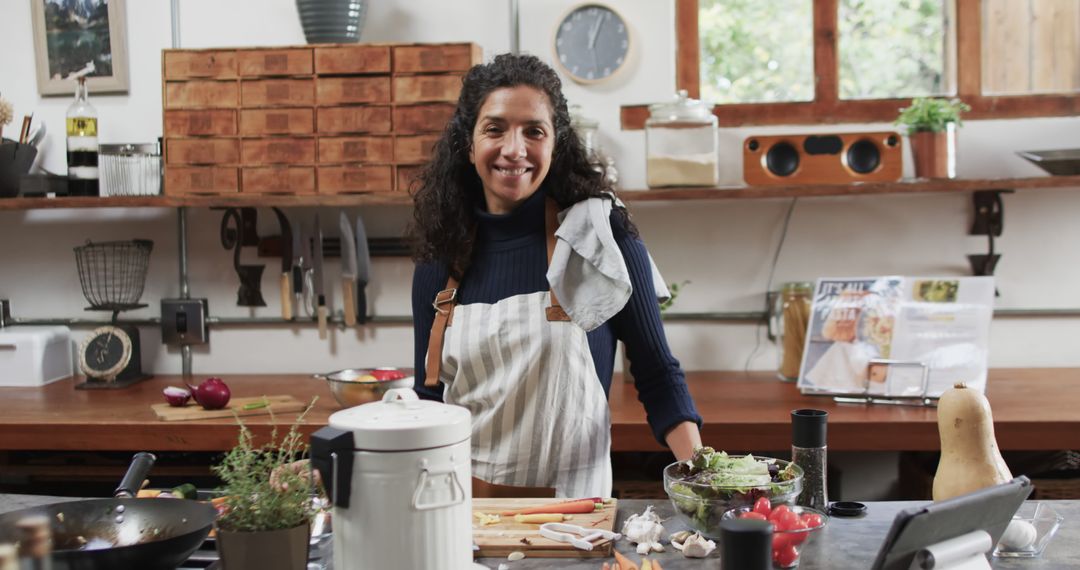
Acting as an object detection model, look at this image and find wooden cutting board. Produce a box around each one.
[152,395,306,421]
[472,498,618,558]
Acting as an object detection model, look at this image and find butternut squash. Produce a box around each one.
[933,382,1012,501]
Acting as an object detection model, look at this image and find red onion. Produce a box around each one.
[162,386,191,407]
[185,377,232,410]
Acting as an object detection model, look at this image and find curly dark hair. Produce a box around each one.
[406,52,633,279]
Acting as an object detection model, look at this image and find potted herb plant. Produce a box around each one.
[895,97,971,179]
[212,403,318,570]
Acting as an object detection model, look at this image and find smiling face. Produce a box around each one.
[469,86,555,214]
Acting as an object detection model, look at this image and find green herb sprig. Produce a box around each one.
[895,97,971,134]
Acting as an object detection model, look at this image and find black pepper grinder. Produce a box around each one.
[792,408,828,512]
[720,518,772,570]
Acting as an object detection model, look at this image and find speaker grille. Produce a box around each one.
[766,142,800,177]
[846,139,881,175]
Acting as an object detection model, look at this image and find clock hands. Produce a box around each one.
[588,12,607,51]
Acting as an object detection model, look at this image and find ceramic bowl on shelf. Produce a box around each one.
[1017,149,1080,176]
[992,501,1063,558]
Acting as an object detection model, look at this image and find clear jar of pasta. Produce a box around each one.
[777,282,814,381]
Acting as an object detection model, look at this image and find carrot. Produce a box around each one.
[500,498,601,516]
[613,550,638,570]
[651,561,663,570]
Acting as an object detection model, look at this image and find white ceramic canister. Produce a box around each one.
[311,388,477,570]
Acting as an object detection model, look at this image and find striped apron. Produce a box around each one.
[424,198,612,498]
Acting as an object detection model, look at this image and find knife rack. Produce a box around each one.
[256,234,409,258]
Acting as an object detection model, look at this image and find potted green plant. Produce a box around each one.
[212,403,319,570]
[895,97,971,179]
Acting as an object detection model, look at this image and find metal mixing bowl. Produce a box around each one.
[313,368,415,408]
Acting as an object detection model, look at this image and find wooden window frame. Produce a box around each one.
[621,0,1080,129]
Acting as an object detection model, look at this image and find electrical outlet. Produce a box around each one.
[161,299,209,345]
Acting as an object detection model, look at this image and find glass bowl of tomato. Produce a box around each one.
[313,367,414,407]
[724,500,828,568]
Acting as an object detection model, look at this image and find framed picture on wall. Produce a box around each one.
[30,0,130,96]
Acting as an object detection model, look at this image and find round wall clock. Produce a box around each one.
[553,3,631,84]
[79,325,133,381]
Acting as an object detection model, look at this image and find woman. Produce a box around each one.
[408,53,702,498]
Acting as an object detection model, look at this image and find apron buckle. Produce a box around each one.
[432,288,458,314]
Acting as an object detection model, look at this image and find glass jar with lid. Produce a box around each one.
[570,104,619,186]
[776,281,814,382]
[645,90,719,188]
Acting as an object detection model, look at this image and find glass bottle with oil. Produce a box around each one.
[66,76,99,196]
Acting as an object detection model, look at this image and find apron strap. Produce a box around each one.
[425,196,569,388]
[544,197,571,322]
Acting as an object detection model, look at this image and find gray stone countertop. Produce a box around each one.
[2,495,1076,568]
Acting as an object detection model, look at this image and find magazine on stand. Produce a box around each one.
[797,276,995,399]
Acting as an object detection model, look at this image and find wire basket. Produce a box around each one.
[74,239,154,312]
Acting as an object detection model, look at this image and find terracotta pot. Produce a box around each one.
[909,123,956,179]
[217,523,309,570]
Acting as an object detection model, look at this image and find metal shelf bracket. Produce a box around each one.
[967,189,1014,279]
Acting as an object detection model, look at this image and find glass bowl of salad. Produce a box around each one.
[663,448,803,538]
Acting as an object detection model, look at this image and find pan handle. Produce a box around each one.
[312,373,328,380]
[114,452,157,498]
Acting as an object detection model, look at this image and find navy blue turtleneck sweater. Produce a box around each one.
[412,190,702,445]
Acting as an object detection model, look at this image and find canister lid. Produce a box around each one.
[646,90,715,125]
[99,143,160,156]
[327,388,472,451]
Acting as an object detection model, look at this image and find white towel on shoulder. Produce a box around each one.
[546,196,670,332]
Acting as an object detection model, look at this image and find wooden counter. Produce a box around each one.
[1,369,1077,452]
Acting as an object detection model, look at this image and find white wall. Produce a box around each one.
[1,0,1079,377]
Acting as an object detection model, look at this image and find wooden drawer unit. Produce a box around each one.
[164,110,237,136]
[163,50,237,79]
[237,48,313,77]
[393,74,464,103]
[393,44,481,73]
[241,79,315,107]
[315,76,392,105]
[316,106,392,135]
[240,109,314,136]
[314,45,391,75]
[242,166,316,194]
[166,138,240,165]
[394,134,440,164]
[396,165,423,193]
[164,81,239,109]
[318,165,394,193]
[242,138,316,165]
[318,136,394,164]
[165,166,239,194]
[392,103,456,133]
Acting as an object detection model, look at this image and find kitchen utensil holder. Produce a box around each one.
[0,142,38,198]
[74,239,154,312]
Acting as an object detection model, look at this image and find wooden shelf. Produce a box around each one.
[1,175,1078,210]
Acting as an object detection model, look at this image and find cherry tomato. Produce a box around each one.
[767,504,791,523]
[801,513,824,529]
[788,518,809,546]
[774,544,799,567]
[739,511,768,521]
[753,496,772,518]
[772,532,794,551]
[774,509,800,532]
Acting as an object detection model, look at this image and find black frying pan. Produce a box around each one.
[0,453,216,570]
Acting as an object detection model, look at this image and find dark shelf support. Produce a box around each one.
[967,190,1014,295]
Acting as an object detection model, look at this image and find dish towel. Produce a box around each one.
[546,196,670,332]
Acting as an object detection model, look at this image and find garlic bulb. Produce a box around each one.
[621,505,665,555]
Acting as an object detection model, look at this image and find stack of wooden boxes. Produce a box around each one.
[162,42,481,196]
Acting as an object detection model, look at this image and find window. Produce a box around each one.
[620,0,1080,128]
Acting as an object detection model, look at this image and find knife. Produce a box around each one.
[339,212,358,327]
[355,214,372,325]
[313,214,328,339]
[292,220,305,316]
[272,208,293,320]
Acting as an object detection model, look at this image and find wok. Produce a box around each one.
[0,452,216,570]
